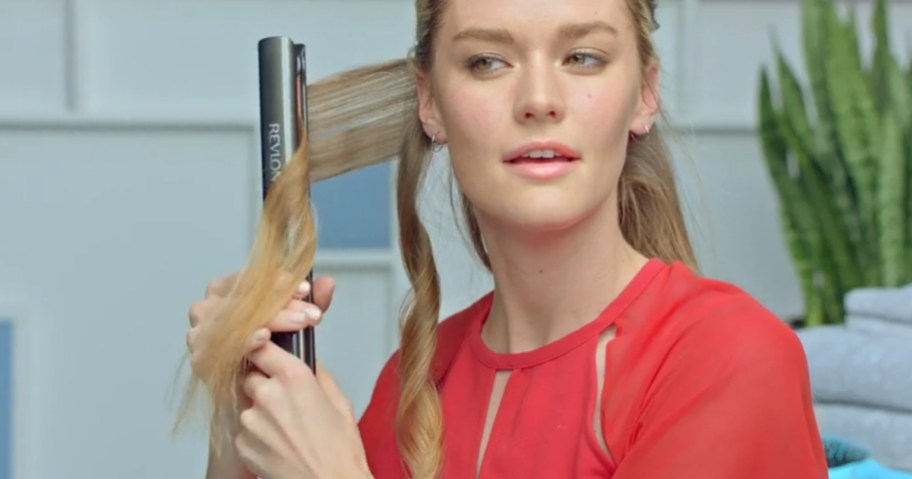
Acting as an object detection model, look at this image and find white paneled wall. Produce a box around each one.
[2,0,911,478]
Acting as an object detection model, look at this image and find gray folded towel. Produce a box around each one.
[815,402,912,471]
[798,326,912,414]
[847,314,912,338]
[844,284,912,324]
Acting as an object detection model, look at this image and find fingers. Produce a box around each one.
[186,326,200,350]
[242,369,270,402]
[265,276,334,332]
[205,272,239,299]
[294,276,336,312]
[188,295,226,327]
[246,328,271,354]
[264,300,323,332]
[188,300,207,327]
[315,362,356,420]
[190,326,267,373]
[187,326,206,376]
[247,341,310,382]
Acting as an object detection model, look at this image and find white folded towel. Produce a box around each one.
[844,284,912,324]
[797,326,912,414]
[847,314,912,338]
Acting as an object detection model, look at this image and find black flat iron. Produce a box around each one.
[257,36,316,371]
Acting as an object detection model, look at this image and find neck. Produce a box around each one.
[478,202,649,354]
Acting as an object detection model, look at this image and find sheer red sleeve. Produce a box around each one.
[610,306,828,479]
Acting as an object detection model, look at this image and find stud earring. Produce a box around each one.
[431,133,445,152]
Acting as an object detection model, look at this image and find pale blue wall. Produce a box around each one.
[0,321,11,479]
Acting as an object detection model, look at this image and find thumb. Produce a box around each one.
[316,362,356,421]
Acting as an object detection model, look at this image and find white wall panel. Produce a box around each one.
[688,0,912,126]
[689,2,804,123]
[0,1,68,112]
[77,0,416,114]
[0,128,254,478]
[673,131,805,319]
[652,0,685,117]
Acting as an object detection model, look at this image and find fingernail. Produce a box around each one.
[304,304,322,322]
[253,328,269,341]
[289,311,309,324]
[297,281,310,295]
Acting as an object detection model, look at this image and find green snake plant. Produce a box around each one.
[758,0,912,327]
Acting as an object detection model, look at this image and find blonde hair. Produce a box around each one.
[176,0,696,477]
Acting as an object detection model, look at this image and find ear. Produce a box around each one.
[416,71,447,143]
[631,60,660,136]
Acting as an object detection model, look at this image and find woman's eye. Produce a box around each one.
[566,52,606,69]
[468,55,508,73]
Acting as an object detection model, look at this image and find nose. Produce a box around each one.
[513,61,566,124]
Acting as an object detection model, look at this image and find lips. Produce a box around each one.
[503,141,582,181]
[505,141,582,163]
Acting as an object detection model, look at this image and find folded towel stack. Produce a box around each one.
[800,327,912,412]
[844,284,912,338]
[797,284,912,471]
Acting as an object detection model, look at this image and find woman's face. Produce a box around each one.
[418,0,659,235]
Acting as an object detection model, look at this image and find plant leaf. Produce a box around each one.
[871,0,888,112]
[775,45,863,295]
[802,0,839,161]
[758,67,825,326]
[781,106,854,323]
[878,109,906,286]
[822,0,882,285]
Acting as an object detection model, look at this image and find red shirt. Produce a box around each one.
[358,259,828,478]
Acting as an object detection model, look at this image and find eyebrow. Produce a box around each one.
[452,21,618,44]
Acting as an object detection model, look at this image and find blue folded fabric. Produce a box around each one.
[829,459,912,479]
[824,435,912,478]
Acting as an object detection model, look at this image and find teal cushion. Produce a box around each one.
[829,458,912,479]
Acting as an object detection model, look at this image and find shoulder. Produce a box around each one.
[622,260,806,366]
[607,260,813,419]
[603,262,826,474]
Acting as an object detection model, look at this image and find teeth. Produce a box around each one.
[523,149,558,159]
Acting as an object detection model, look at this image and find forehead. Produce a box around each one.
[439,0,632,33]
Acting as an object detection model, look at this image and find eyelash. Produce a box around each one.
[466,51,608,74]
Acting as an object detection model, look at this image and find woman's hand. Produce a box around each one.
[237,334,372,479]
[225,277,372,479]
[187,275,332,406]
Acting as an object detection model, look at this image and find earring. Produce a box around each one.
[643,122,651,135]
[431,134,445,152]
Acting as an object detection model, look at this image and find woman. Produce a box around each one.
[184,0,829,477]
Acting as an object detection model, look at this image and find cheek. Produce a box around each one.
[438,85,505,186]
[441,85,502,144]
[573,86,635,135]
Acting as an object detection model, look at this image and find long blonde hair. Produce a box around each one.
[176,0,696,477]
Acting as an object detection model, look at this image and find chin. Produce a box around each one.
[481,200,598,235]
[463,177,619,236]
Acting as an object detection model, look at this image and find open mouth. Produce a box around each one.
[505,142,582,164]
[507,150,578,163]
[503,144,581,180]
